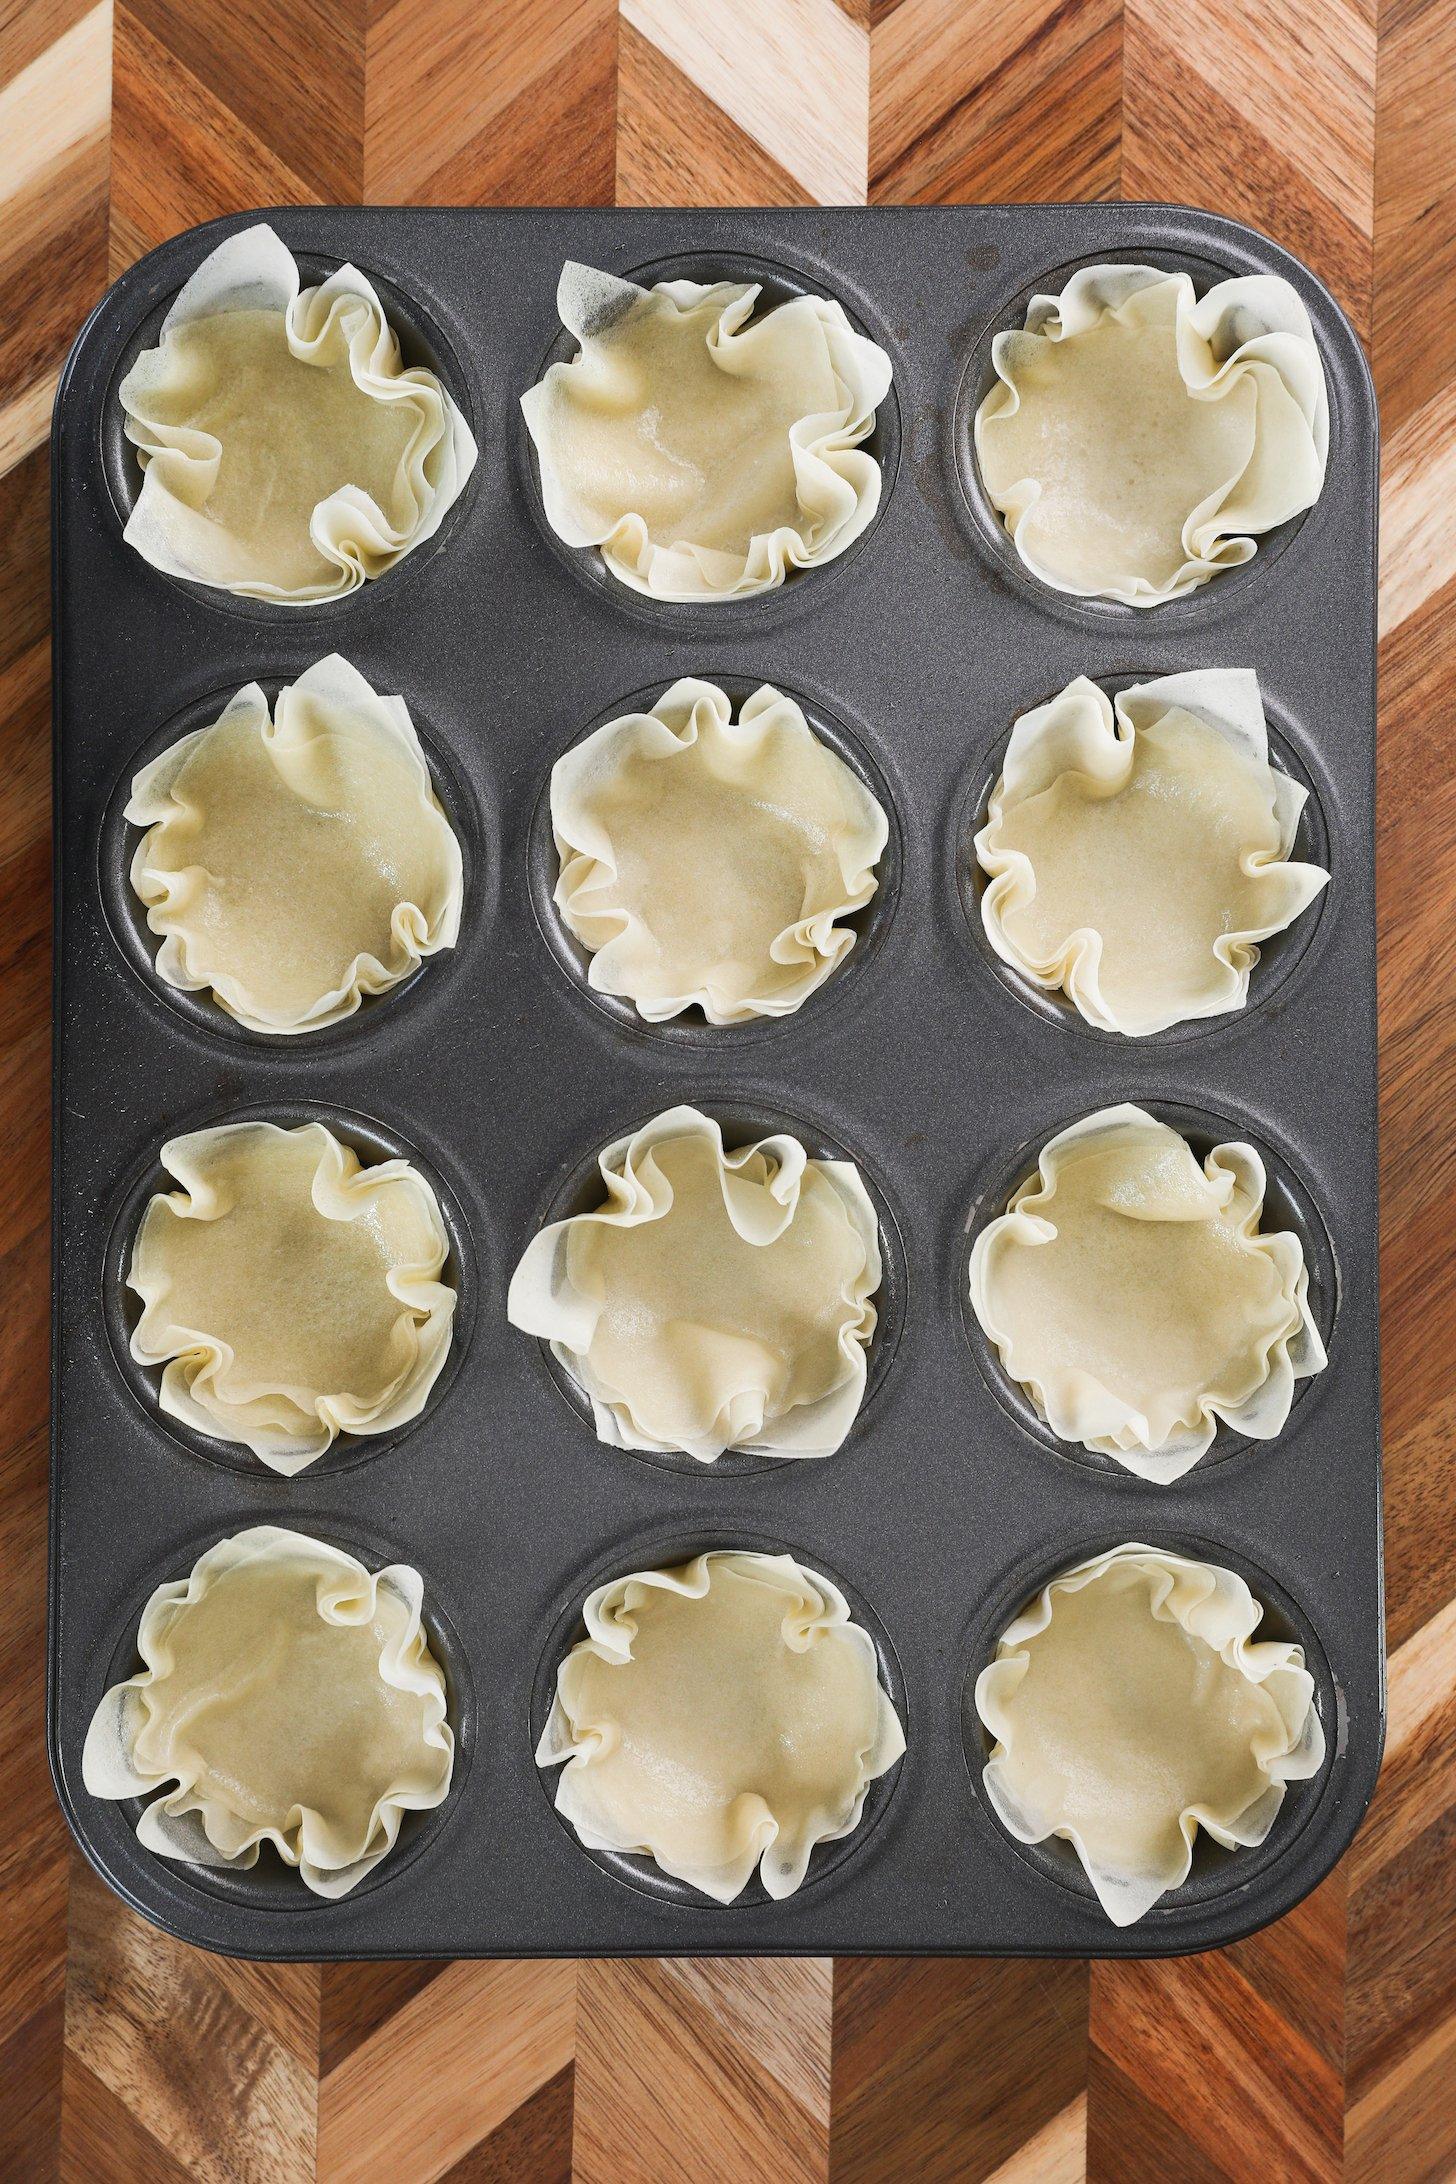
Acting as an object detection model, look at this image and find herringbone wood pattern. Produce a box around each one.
[2,1,1452,2176]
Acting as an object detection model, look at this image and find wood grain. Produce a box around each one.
[573,1959,831,2183]
[1,2,1452,2178]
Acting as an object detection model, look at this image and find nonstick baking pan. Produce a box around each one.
[48,204,1383,1960]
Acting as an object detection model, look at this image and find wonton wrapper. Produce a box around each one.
[538,1549,904,1902]
[119,223,477,601]
[522,263,892,598]
[552,677,888,1023]
[128,655,464,1034]
[975,1543,1324,1925]
[128,1120,455,1472]
[975,669,1328,1035]
[507,1105,880,1462]
[969,1104,1325,1480]
[974,265,1328,604]
[83,1526,454,1899]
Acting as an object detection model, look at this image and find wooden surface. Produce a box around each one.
[1,1,1453,2177]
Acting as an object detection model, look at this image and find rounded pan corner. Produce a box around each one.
[44,1757,357,1965]
[1121,1730,1387,1962]
[51,208,303,444]
[1127,199,1377,425]
[41,1726,232,1958]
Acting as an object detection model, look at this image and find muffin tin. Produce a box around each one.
[49,204,1382,1959]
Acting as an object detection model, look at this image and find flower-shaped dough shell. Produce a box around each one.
[128,656,464,1034]
[975,670,1328,1035]
[522,263,892,598]
[552,678,888,1023]
[538,1549,904,1902]
[128,1120,456,1472]
[83,1527,454,1898]
[974,1543,1325,1925]
[969,1105,1325,1480]
[119,223,476,601]
[507,1105,880,1462]
[974,265,1327,604]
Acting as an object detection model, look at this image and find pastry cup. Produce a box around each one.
[551,677,888,1024]
[538,1548,904,1902]
[974,1543,1325,1925]
[975,669,1328,1035]
[969,1104,1326,1479]
[128,1119,456,1472]
[83,1526,454,1898]
[118,223,477,601]
[522,263,892,599]
[974,264,1327,605]
[507,1105,881,1462]
[127,655,464,1034]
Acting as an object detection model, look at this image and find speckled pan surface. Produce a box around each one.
[49,205,1382,1961]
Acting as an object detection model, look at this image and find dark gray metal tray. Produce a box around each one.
[49,204,1382,1960]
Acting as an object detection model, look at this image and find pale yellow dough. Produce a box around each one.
[975,1544,1324,1925]
[128,655,463,1034]
[82,1527,454,1898]
[552,677,887,1023]
[506,1105,880,1462]
[538,1549,904,1902]
[976,670,1328,1035]
[969,1104,1325,1480]
[522,263,892,597]
[119,223,476,601]
[128,1120,455,1472]
[974,265,1327,604]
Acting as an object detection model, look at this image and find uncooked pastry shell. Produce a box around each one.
[969,1104,1325,1479]
[506,1104,881,1462]
[128,655,464,1034]
[522,262,892,598]
[975,1542,1325,1925]
[551,677,888,1023]
[975,669,1328,1035]
[128,1120,456,1472]
[537,1548,904,1902]
[974,265,1328,605]
[118,222,477,601]
[83,1526,454,1899]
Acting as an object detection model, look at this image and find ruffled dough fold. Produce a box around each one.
[119,223,477,601]
[975,1543,1325,1925]
[974,265,1328,604]
[128,1120,456,1472]
[522,263,892,598]
[969,1104,1325,1479]
[128,655,464,1034]
[552,677,888,1023]
[975,669,1328,1035]
[538,1548,904,1902]
[507,1105,881,1462]
[83,1526,454,1899]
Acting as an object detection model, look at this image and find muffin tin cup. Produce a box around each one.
[947,237,1346,633]
[516,245,904,639]
[529,1521,908,1912]
[51,205,1381,1961]
[85,1509,478,1917]
[951,671,1338,1045]
[526,671,905,1050]
[958,1529,1343,1924]
[517,1089,911,1481]
[956,1093,1341,1481]
[99,247,484,627]
[98,678,493,1053]
[101,1097,483,1481]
